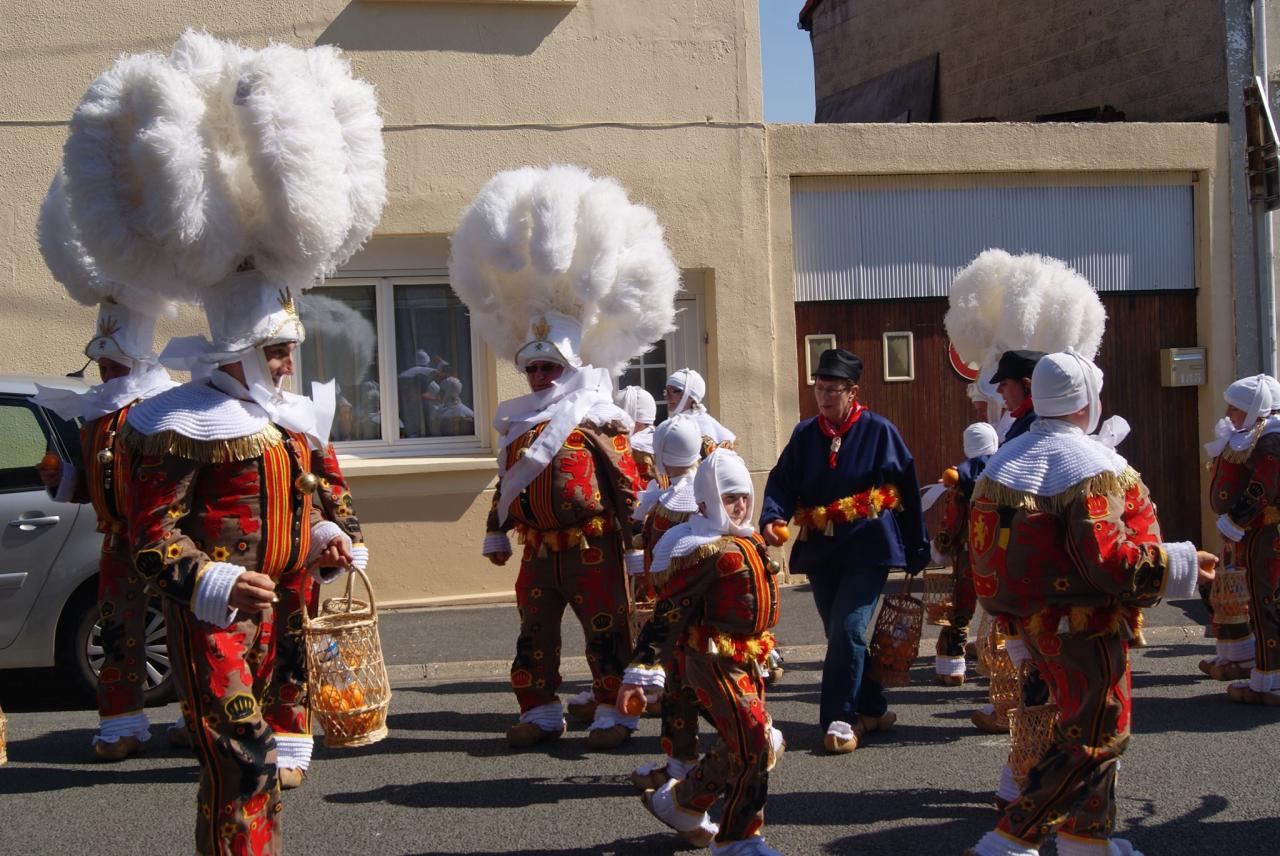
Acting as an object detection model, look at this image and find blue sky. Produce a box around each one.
[760,0,816,123]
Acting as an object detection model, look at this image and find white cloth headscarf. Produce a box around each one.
[31,360,178,423]
[653,413,703,474]
[615,385,657,426]
[1225,374,1275,426]
[1205,374,1280,458]
[650,448,754,573]
[1030,348,1130,451]
[493,364,630,525]
[963,423,999,459]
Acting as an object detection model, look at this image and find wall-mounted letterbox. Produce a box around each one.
[1160,347,1206,387]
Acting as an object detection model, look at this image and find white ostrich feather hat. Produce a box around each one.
[448,165,680,375]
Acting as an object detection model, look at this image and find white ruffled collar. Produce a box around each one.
[31,361,178,423]
[634,471,699,522]
[126,381,271,442]
[982,417,1128,496]
[1204,414,1280,459]
[630,425,655,455]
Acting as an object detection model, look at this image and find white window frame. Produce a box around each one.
[296,273,489,458]
[804,334,837,384]
[882,331,915,383]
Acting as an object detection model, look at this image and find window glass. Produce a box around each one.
[0,399,50,492]
[393,284,476,439]
[297,286,382,442]
[619,339,670,423]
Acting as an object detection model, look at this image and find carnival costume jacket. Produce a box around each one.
[760,411,929,574]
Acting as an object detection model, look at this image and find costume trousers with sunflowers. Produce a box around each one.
[673,650,771,844]
[511,531,631,712]
[658,645,701,763]
[997,630,1131,847]
[163,565,315,856]
[96,538,151,719]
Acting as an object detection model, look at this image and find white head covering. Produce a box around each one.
[1267,375,1280,414]
[963,422,999,459]
[1225,374,1275,426]
[514,312,584,370]
[1031,349,1103,433]
[652,413,703,474]
[615,385,658,427]
[650,448,755,572]
[666,368,707,414]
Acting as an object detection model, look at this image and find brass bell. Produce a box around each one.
[766,558,782,575]
[97,448,114,465]
[294,472,320,494]
[631,533,645,550]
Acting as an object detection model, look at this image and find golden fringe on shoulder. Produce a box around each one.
[1221,420,1269,463]
[120,421,283,464]
[650,537,733,589]
[973,467,1142,514]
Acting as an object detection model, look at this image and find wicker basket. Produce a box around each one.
[0,703,7,766]
[627,564,657,648]
[921,570,955,627]
[987,647,1019,727]
[1008,701,1059,785]
[974,611,1005,678]
[867,578,924,688]
[1209,565,1251,625]
[303,569,391,748]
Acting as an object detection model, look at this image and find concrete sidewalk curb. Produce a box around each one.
[385,623,1210,686]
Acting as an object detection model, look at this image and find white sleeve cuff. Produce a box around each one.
[1161,541,1200,600]
[1216,514,1246,543]
[308,521,351,564]
[623,665,666,688]
[930,544,947,566]
[624,550,646,576]
[193,562,246,628]
[483,532,512,556]
[349,544,368,571]
[50,460,76,503]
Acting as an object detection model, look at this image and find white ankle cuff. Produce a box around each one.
[935,655,967,676]
[995,763,1021,801]
[519,701,565,731]
[95,711,152,745]
[274,734,314,771]
[970,830,1039,856]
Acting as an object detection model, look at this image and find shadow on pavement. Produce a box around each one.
[407,832,692,856]
[771,786,994,849]
[324,774,636,811]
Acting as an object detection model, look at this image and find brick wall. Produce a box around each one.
[809,0,1227,122]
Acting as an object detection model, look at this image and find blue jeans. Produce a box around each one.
[809,565,890,728]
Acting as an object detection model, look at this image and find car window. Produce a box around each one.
[0,399,50,492]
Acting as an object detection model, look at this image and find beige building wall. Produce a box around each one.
[806,0,1227,122]
[0,2,1240,607]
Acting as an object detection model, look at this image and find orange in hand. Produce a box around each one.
[623,694,646,716]
[942,467,959,487]
[770,523,791,544]
[39,452,60,470]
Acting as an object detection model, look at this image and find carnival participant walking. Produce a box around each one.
[929,422,998,687]
[963,351,1216,856]
[760,348,929,753]
[31,191,178,757]
[1203,374,1280,704]
[53,31,382,854]
[616,385,660,487]
[620,448,784,856]
[664,368,737,453]
[450,165,680,750]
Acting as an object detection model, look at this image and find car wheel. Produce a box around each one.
[60,589,176,706]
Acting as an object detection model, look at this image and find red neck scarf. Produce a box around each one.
[1010,397,1034,419]
[817,403,866,468]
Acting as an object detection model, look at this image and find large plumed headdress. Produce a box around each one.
[448,164,680,374]
[945,249,1107,390]
[53,30,386,361]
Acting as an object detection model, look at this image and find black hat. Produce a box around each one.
[988,349,1047,385]
[814,348,862,382]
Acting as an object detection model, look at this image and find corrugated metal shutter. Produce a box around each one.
[791,177,1195,301]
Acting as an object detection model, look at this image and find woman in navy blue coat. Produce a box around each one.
[760,349,929,753]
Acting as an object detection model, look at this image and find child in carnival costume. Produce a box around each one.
[55,31,383,854]
[450,165,680,750]
[664,368,736,455]
[31,177,179,759]
[929,422,999,687]
[964,351,1216,856]
[619,448,785,856]
[1203,374,1280,704]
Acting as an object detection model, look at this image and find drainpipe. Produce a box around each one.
[1255,0,1277,375]
[1227,0,1263,375]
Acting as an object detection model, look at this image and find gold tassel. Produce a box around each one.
[120,422,283,464]
[973,467,1143,515]
[667,538,733,571]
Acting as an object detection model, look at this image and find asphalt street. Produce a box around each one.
[1,586,1277,855]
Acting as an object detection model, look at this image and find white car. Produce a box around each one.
[0,375,173,704]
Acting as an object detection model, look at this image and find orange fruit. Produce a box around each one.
[623,694,645,716]
[39,452,60,470]
[770,523,791,544]
[942,467,959,487]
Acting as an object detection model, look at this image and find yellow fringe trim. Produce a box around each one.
[972,467,1142,515]
[120,421,283,464]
